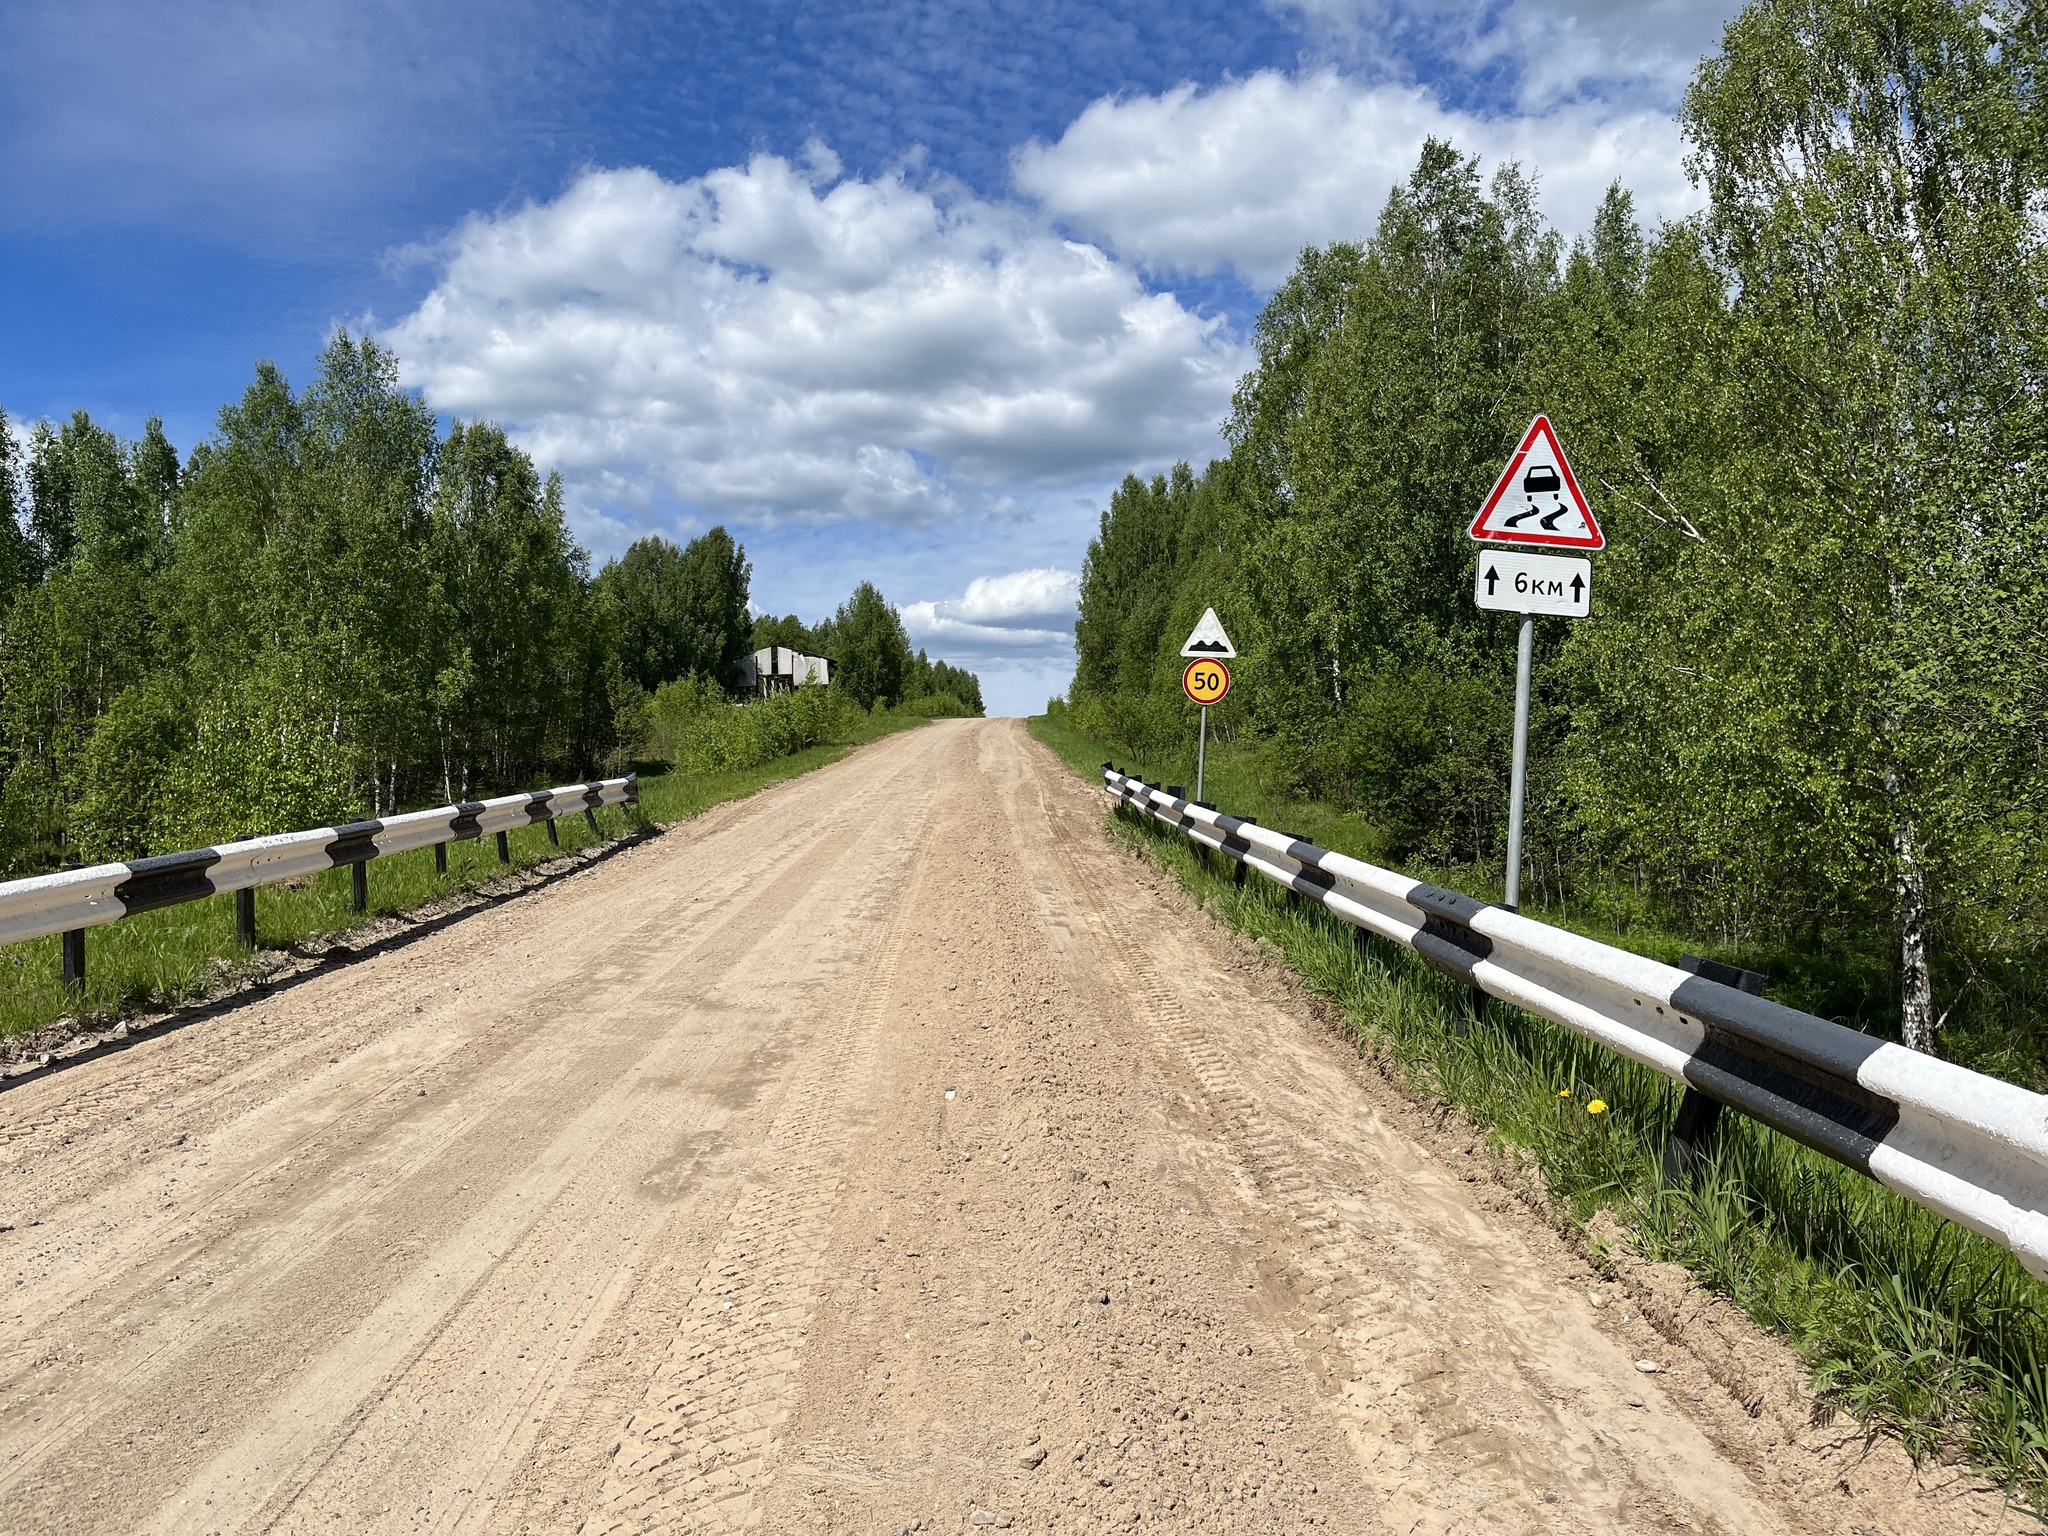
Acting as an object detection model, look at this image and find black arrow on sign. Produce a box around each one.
[1483,565,1500,596]
[1570,573,1585,603]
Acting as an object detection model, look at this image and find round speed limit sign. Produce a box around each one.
[1182,657,1231,705]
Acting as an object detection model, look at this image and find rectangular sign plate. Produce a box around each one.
[1474,551,1591,617]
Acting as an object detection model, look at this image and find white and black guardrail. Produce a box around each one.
[0,776,639,989]
[1103,765,2048,1281]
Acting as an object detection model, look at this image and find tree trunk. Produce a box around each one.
[1896,814,1936,1054]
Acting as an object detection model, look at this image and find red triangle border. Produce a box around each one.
[1468,415,1604,550]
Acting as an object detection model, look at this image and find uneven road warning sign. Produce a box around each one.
[1475,550,1591,617]
[1180,608,1236,658]
[1470,415,1604,550]
[1182,657,1231,705]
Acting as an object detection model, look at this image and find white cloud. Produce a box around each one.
[1012,68,1700,286]
[1271,0,1740,107]
[385,155,1243,530]
[902,567,1079,658]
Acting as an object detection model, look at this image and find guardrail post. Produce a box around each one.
[434,842,447,875]
[61,926,85,994]
[1278,829,1305,911]
[351,860,368,913]
[496,831,510,863]
[55,857,86,994]
[1660,954,1766,1186]
[236,887,257,948]
[1661,1091,1726,1186]
[546,817,559,847]
[1464,984,1489,1030]
[585,807,600,836]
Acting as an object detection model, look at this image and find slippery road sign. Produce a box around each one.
[1182,657,1231,705]
[1475,550,1591,617]
[1180,608,1236,659]
[1469,416,1604,550]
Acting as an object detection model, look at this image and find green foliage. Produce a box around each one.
[816,580,910,709]
[895,691,975,719]
[902,650,983,715]
[750,612,817,653]
[1072,464,1230,759]
[68,680,189,861]
[0,703,931,1043]
[0,410,32,612]
[1069,2,2048,1065]
[1034,705,2048,1510]
[0,330,993,877]
[642,677,860,774]
[594,527,752,694]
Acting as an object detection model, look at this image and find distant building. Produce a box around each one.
[739,646,834,697]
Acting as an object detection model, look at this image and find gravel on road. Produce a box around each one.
[0,719,2024,1534]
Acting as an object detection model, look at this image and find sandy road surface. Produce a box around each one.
[0,719,2027,1535]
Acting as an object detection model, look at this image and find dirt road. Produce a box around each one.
[0,720,2025,1534]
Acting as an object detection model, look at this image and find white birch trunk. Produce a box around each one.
[1896,814,1937,1053]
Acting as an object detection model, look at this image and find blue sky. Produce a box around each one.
[0,0,1737,713]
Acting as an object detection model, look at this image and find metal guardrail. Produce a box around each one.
[0,776,639,987]
[1104,765,2048,1281]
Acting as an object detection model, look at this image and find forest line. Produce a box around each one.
[0,335,980,877]
[1066,0,2048,1074]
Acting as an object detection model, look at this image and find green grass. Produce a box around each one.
[1040,716,1998,1073]
[1030,710,2048,1514]
[0,709,930,1042]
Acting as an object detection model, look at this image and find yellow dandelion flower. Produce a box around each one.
[1558,1089,1573,1098]
[1586,1099,1608,1115]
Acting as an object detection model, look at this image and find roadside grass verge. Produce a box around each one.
[1029,711,2048,1513]
[0,710,928,1042]
[1026,714,1970,1068]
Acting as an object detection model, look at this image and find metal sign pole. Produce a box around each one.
[1504,615,1534,911]
[1195,706,1209,803]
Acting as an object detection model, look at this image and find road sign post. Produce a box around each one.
[1180,610,1236,804]
[1470,418,1601,911]
[1181,657,1231,802]
[1504,615,1534,910]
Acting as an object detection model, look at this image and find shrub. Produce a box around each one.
[641,677,860,774]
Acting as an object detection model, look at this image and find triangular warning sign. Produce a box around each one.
[1180,607,1235,658]
[1469,415,1604,550]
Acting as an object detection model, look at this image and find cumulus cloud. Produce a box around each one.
[385,154,1243,529]
[902,567,1080,659]
[1013,69,1698,286]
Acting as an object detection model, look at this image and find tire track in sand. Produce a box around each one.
[578,802,936,1534]
[1009,738,1797,1536]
